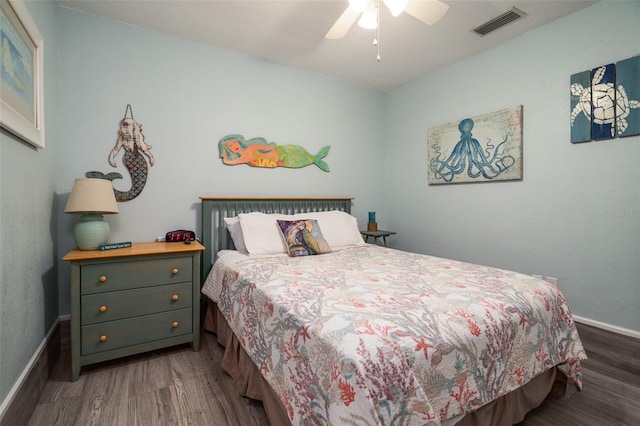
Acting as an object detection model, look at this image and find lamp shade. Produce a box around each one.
[64,178,118,214]
[349,0,368,12]
[383,0,408,17]
[65,178,118,250]
[358,2,378,29]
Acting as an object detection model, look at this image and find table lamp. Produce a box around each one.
[64,178,119,250]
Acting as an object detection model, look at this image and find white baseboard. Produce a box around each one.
[0,317,60,422]
[573,315,640,340]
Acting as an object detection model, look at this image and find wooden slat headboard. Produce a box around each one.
[200,197,353,283]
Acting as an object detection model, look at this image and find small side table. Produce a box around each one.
[361,230,396,247]
[63,241,204,381]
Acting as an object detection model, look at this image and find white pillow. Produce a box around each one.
[238,212,294,255]
[223,216,248,253]
[294,210,365,248]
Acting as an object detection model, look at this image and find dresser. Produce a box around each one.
[63,241,204,381]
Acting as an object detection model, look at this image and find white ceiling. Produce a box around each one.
[57,0,597,92]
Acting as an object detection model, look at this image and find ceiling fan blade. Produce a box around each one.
[404,0,449,26]
[325,6,361,39]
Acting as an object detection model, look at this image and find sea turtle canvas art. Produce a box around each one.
[570,70,592,143]
[616,55,640,138]
[570,56,640,143]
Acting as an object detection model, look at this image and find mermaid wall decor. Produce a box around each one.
[427,105,523,184]
[219,134,330,172]
[86,104,154,201]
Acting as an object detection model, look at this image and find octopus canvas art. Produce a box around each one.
[428,106,523,184]
[219,134,330,172]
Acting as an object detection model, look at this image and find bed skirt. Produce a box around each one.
[204,300,564,426]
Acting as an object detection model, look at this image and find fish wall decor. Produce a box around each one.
[219,134,330,172]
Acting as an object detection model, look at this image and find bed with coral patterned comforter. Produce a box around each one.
[201,244,586,425]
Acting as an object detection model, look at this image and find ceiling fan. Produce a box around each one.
[325,0,450,39]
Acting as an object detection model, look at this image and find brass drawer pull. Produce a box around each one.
[171,294,179,302]
[99,335,107,342]
[171,268,179,275]
[99,305,108,313]
[172,321,179,328]
[99,275,107,283]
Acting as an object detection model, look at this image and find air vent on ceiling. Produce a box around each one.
[472,7,527,37]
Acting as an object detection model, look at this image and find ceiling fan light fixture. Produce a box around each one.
[358,1,378,29]
[349,0,368,13]
[383,0,408,17]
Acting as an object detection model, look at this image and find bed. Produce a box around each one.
[199,197,586,426]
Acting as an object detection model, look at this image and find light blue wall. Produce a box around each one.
[385,1,640,331]
[2,0,638,412]
[56,7,386,314]
[0,0,58,408]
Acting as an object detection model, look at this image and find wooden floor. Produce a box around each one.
[518,322,640,426]
[27,322,640,425]
[27,329,269,426]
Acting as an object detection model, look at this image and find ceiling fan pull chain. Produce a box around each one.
[376,0,381,61]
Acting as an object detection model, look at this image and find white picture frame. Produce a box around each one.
[1,0,44,148]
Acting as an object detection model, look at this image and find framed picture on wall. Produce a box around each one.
[0,0,45,148]
[427,105,523,184]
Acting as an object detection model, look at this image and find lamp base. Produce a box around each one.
[74,214,110,250]
[367,222,378,232]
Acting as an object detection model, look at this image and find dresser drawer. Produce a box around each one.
[81,282,192,325]
[81,256,192,294]
[81,308,192,355]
